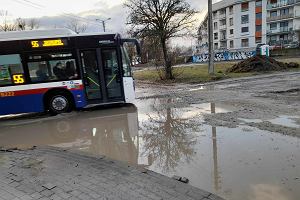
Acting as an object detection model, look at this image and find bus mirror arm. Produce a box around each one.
[121,39,141,56]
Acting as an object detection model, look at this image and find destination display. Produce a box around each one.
[31,39,67,48]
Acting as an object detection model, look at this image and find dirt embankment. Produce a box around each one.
[227,55,299,73]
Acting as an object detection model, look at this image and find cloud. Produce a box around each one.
[36,4,126,33]
[29,0,210,46]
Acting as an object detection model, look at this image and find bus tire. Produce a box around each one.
[47,92,74,114]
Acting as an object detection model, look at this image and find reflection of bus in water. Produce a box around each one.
[0,106,139,165]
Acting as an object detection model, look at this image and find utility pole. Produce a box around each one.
[96,18,111,32]
[208,0,215,75]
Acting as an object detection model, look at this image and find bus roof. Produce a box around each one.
[0,28,118,42]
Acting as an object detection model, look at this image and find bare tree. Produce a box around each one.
[0,10,17,32]
[27,18,40,30]
[14,17,39,31]
[140,98,199,172]
[16,18,26,30]
[66,19,88,34]
[125,0,196,80]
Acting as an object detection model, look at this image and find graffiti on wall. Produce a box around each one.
[193,51,256,63]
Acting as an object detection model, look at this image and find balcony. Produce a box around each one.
[219,14,226,19]
[219,25,227,30]
[220,36,227,41]
[267,0,300,10]
[295,11,300,18]
[267,27,293,34]
[269,40,293,46]
[267,13,294,22]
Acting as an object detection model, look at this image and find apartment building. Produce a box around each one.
[196,0,300,53]
[267,0,300,46]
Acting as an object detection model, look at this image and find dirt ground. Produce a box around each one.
[136,71,300,137]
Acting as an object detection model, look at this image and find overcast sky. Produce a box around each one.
[1,0,220,46]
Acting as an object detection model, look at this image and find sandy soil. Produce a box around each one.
[136,72,300,137]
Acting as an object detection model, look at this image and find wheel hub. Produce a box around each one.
[52,96,67,111]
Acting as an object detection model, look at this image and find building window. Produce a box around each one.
[229,18,234,26]
[230,40,234,48]
[220,30,226,40]
[256,0,262,7]
[241,38,249,47]
[270,11,277,17]
[214,32,218,40]
[214,43,218,49]
[241,15,249,24]
[256,25,262,32]
[280,21,289,27]
[241,27,249,33]
[241,2,249,12]
[230,29,234,34]
[213,11,217,19]
[270,35,277,41]
[220,19,226,26]
[256,37,262,43]
[280,8,289,16]
[220,9,226,15]
[214,22,218,30]
[229,6,233,14]
[220,41,227,48]
[270,23,277,30]
[256,13,262,19]
[279,34,288,41]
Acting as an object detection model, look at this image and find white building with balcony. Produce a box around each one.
[197,0,300,52]
[266,0,300,46]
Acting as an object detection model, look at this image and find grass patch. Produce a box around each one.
[134,61,300,84]
[134,62,252,83]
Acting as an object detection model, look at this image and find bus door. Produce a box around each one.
[80,49,123,103]
[80,50,103,101]
[100,48,123,100]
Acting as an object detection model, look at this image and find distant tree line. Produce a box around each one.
[0,10,39,31]
[0,10,88,34]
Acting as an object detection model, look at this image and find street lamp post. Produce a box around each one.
[208,0,215,75]
[96,18,111,32]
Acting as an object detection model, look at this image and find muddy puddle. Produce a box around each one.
[0,99,299,200]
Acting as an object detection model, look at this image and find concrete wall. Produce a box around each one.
[192,50,256,63]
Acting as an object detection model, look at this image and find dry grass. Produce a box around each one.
[134,59,300,84]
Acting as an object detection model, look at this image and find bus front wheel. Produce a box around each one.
[47,93,73,114]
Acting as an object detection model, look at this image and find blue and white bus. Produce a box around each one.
[0,29,140,115]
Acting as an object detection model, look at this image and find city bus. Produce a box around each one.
[0,29,140,115]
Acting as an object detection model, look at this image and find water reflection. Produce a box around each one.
[140,98,198,172]
[211,103,221,192]
[138,98,300,200]
[0,106,139,165]
[1,99,299,200]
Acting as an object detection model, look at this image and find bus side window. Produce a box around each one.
[28,59,79,83]
[0,54,25,86]
[28,61,49,82]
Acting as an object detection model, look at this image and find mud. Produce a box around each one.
[136,72,300,138]
[226,55,299,73]
[247,121,300,137]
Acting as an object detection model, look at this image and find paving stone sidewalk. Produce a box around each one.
[0,147,224,200]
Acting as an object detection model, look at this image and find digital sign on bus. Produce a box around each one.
[31,39,67,48]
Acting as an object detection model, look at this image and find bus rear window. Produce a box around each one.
[0,54,24,86]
